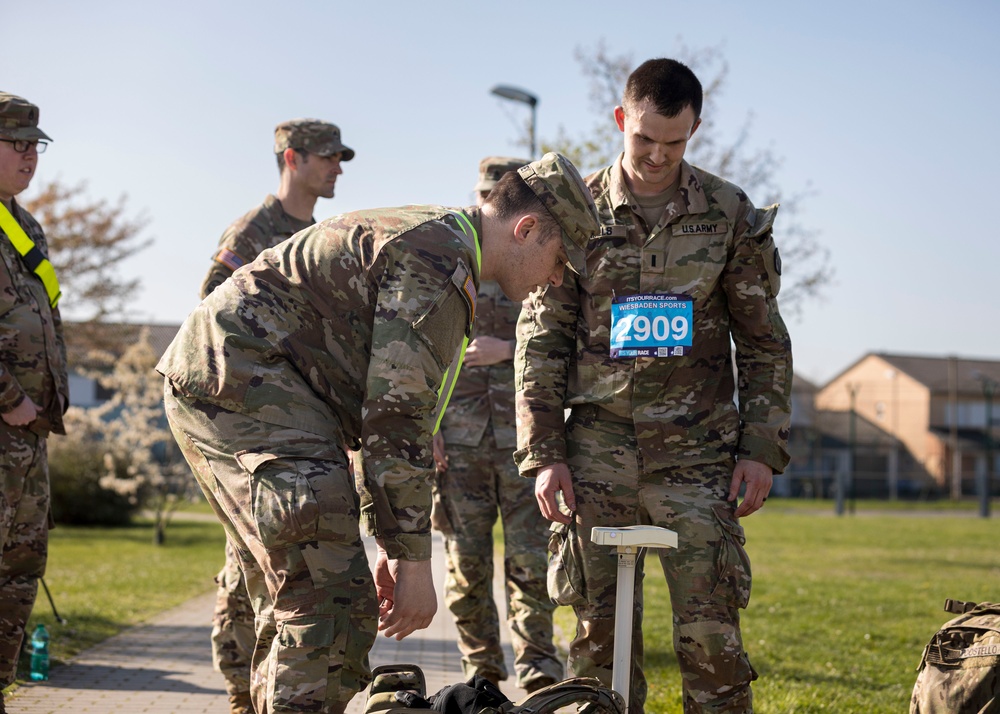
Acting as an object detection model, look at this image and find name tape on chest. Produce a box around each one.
[610,293,693,358]
[672,222,725,236]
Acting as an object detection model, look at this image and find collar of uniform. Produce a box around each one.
[6,196,24,223]
[455,206,483,283]
[267,193,315,231]
[608,155,709,219]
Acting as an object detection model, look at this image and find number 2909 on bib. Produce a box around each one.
[610,293,693,358]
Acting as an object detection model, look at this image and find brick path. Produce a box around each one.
[6,533,534,713]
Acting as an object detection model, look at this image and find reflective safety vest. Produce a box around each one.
[433,211,481,434]
[0,201,61,307]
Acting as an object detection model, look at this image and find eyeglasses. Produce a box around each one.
[0,139,48,154]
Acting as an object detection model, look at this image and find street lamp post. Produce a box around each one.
[974,373,997,518]
[490,84,538,158]
[837,383,860,516]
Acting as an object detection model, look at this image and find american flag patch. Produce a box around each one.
[214,248,246,272]
[462,275,477,323]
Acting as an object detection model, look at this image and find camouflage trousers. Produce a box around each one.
[164,383,378,714]
[212,540,255,697]
[436,425,561,690]
[564,413,756,714]
[0,425,48,687]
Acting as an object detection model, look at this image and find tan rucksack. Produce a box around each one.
[910,599,1000,713]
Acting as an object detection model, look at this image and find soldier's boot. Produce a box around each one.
[227,690,253,714]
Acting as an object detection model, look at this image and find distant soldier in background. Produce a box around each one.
[201,118,353,714]
[0,93,68,714]
[432,157,562,693]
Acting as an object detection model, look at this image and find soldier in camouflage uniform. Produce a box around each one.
[0,94,68,712]
[201,118,354,714]
[158,152,599,714]
[515,60,792,713]
[432,157,562,692]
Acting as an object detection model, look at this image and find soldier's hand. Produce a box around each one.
[1,395,40,427]
[536,463,575,524]
[729,459,773,518]
[432,431,448,474]
[462,336,514,367]
[378,559,437,640]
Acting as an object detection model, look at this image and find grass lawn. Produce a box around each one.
[551,499,1000,713]
[11,517,226,685]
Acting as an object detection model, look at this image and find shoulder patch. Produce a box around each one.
[450,259,477,329]
[746,204,780,240]
[214,247,248,272]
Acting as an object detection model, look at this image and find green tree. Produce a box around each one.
[528,41,830,314]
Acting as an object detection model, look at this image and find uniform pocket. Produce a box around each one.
[710,504,752,609]
[547,519,588,606]
[270,618,337,712]
[237,446,343,550]
[412,259,475,369]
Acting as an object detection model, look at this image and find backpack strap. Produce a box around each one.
[510,677,625,713]
[945,598,979,615]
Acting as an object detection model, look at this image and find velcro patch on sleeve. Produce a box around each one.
[450,259,477,328]
[214,247,248,272]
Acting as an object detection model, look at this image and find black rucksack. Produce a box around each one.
[910,599,1000,713]
[363,664,625,714]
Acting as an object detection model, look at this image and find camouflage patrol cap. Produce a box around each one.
[274,119,354,161]
[518,152,598,279]
[0,93,52,142]
[474,156,529,193]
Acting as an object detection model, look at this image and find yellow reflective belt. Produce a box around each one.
[0,202,61,307]
[433,211,481,434]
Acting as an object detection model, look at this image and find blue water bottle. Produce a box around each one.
[30,623,49,681]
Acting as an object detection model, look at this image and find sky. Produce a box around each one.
[5,0,999,385]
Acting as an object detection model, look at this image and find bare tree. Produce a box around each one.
[537,40,831,315]
[23,180,152,360]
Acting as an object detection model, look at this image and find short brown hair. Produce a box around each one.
[483,172,561,243]
[623,58,703,120]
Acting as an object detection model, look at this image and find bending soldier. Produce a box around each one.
[159,153,599,714]
[201,118,353,714]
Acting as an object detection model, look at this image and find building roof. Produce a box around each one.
[813,409,894,448]
[793,373,819,392]
[825,352,1000,396]
[65,321,181,361]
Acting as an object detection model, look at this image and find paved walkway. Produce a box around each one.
[7,533,535,713]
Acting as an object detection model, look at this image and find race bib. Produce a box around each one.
[610,293,693,358]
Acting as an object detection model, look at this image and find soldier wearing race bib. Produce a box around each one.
[515,59,792,713]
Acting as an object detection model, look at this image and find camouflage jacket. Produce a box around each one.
[514,156,792,475]
[0,199,68,435]
[200,194,313,298]
[439,280,520,449]
[158,206,481,561]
